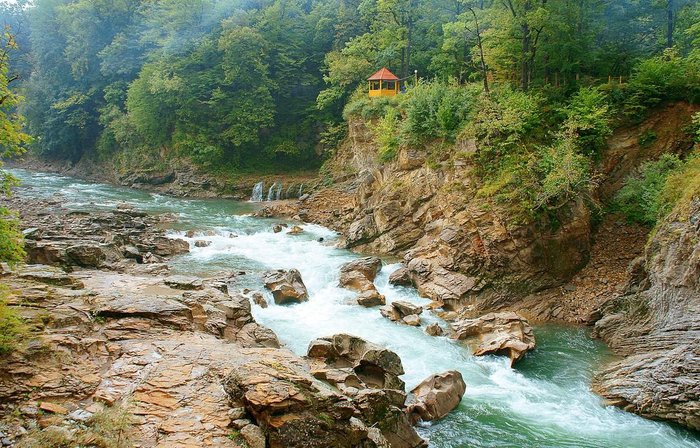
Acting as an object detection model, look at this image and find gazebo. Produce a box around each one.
[368,67,399,97]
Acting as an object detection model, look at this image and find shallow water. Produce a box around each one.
[11,168,700,448]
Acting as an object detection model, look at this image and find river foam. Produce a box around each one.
[11,168,700,448]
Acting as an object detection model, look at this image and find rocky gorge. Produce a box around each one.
[0,163,697,448]
[254,102,700,433]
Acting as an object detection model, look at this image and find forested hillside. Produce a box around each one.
[1,0,699,175]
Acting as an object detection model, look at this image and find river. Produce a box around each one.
[10,168,700,448]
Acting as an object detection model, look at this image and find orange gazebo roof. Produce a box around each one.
[368,67,399,81]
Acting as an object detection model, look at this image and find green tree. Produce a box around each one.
[0,27,30,264]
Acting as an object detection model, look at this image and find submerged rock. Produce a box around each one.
[287,225,304,235]
[451,312,535,366]
[407,371,466,423]
[262,269,309,304]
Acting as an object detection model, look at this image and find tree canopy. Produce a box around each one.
[0,0,697,171]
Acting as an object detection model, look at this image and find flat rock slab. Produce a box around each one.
[95,296,192,329]
[16,264,84,289]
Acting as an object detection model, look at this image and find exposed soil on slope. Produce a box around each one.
[506,216,648,324]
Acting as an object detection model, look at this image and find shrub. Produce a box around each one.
[0,205,25,265]
[373,108,401,162]
[17,404,133,448]
[658,151,700,220]
[614,153,684,225]
[468,86,542,175]
[534,134,594,211]
[624,50,700,118]
[561,86,612,156]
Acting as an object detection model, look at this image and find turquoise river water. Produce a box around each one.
[10,169,700,448]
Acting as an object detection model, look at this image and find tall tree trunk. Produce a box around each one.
[406,22,412,78]
[667,0,674,48]
[469,7,489,93]
[520,22,530,90]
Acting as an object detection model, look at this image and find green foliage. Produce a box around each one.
[638,129,657,148]
[343,89,400,120]
[614,153,684,225]
[624,49,700,118]
[534,133,594,211]
[658,151,700,221]
[0,27,28,265]
[0,208,25,265]
[0,287,25,356]
[373,108,401,162]
[469,86,542,174]
[560,87,612,156]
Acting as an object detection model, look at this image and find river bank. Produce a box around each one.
[1,169,698,447]
[9,155,320,201]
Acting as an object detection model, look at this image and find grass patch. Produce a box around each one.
[0,286,26,356]
[17,404,134,448]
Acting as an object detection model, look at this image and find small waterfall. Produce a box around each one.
[267,183,277,201]
[275,183,283,200]
[251,182,264,202]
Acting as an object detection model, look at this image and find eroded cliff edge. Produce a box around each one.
[593,198,700,430]
[262,102,700,430]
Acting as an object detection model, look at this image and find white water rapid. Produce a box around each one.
[10,168,700,448]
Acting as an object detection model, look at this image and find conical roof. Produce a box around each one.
[367,67,399,81]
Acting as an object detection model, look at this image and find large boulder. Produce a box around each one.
[339,257,382,293]
[406,371,466,423]
[307,334,405,394]
[339,257,386,307]
[388,266,413,287]
[451,312,535,366]
[224,349,397,448]
[380,300,423,326]
[262,269,309,305]
[66,243,107,267]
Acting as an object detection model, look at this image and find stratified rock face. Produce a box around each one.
[262,269,309,304]
[307,334,406,393]
[16,199,190,270]
[451,312,535,366]
[224,337,427,448]
[593,199,700,431]
[407,371,466,423]
[315,119,593,311]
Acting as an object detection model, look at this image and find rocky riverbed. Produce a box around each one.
[1,169,698,448]
[0,193,457,447]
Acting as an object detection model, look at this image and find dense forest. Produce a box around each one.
[0,0,698,176]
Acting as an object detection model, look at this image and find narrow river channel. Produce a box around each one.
[11,168,700,448]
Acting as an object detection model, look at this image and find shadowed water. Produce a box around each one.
[10,168,700,448]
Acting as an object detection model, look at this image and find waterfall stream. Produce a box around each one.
[10,168,700,448]
[251,181,264,202]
